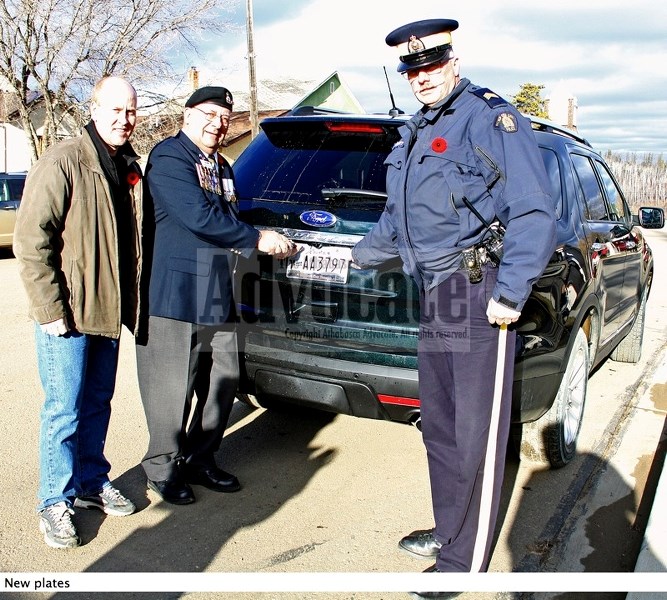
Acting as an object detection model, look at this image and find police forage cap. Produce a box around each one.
[386,18,459,73]
[185,86,234,110]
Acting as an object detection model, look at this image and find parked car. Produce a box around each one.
[0,172,27,249]
[232,107,665,468]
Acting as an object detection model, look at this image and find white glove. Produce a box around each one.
[486,298,520,326]
[40,318,70,336]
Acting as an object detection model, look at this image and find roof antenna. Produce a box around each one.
[383,66,404,116]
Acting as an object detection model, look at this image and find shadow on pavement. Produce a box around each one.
[48,401,337,599]
[505,432,666,600]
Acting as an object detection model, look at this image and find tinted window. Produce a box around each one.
[570,153,607,220]
[8,178,25,201]
[595,160,629,223]
[0,177,25,203]
[539,147,562,219]
[234,120,401,204]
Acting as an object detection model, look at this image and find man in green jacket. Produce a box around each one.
[14,76,142,549]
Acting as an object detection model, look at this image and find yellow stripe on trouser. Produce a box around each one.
[470,323,507,572]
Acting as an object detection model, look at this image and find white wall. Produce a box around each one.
[0,123,31,172]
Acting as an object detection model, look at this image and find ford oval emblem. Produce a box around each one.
[299,210,337,228]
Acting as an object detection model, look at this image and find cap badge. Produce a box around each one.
[407,35,425,53]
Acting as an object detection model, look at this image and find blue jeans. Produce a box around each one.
[35,326,120,511]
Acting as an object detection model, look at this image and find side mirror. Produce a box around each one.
[637,206,665,229]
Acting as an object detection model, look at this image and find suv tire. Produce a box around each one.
[609,285,648,364]
[514,328,590,468]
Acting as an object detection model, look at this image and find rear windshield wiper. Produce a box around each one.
[320,188,388,203]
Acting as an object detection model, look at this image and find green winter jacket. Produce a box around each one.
[14,130,143,339]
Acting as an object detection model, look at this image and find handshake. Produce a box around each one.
[257,230,362,268]
[256,230,298,259]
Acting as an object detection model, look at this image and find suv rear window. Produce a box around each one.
[234,121,566,218]
[234,120,402,204]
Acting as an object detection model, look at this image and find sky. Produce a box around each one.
[180,0,667,156]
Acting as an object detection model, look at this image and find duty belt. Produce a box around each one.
[459,237,503,284]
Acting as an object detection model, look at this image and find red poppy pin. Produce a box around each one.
[127,171,141,186]
[431,137,447,153]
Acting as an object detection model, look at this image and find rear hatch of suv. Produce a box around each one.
[233,111,421,418]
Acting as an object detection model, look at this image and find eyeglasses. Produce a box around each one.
[191,106,230,126]
[402,61,449,81]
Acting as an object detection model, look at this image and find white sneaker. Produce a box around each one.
[74,484,136,517]
[39,502,80,549]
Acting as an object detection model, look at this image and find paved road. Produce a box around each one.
[0,229,666,600]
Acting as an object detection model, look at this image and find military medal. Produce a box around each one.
[222,177,237,203]
[196,155,222,195]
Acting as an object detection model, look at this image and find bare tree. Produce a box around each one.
[131,97,184,156]
[0,0,238,163]
[605,150,667,210]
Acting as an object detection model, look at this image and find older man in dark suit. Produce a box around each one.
[137,86,295,505]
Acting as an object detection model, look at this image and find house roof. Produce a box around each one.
[230,78,316,112]
[222,109,287,146]
[0,89,41,121]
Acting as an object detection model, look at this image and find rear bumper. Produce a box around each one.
[239,332,564,425]
[239,337,420,424]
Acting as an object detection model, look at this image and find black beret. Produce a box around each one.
[385,19,459,73]
[185,86,234,110]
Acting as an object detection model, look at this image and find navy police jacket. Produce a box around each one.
[352,78,557,311]
[144,131,260,326]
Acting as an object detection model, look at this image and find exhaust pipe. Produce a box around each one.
[409,413,422,431]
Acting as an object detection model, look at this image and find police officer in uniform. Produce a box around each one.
[137,86,295,505]
[352,19,557,587]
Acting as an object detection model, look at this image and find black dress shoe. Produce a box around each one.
[183,466,241,493]
[398,528,442,559]
[409,592,460,600]
[147,478,195,505]
[409,567,460,600]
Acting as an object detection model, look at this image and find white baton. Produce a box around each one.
[470,323,508,572]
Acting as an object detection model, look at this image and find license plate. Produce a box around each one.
[286,244,350,284]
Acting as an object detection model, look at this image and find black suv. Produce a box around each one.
[233,108,664,468]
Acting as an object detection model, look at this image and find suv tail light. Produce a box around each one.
[325,122,385,134]
[378,394,421,408]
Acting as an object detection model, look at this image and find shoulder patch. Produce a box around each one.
[494,112,518,133]
[470,86,508,108]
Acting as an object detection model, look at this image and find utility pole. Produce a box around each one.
[246,0,259,138]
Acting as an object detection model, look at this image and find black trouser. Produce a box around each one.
[136,316,239,482]
[418,267,516,572]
